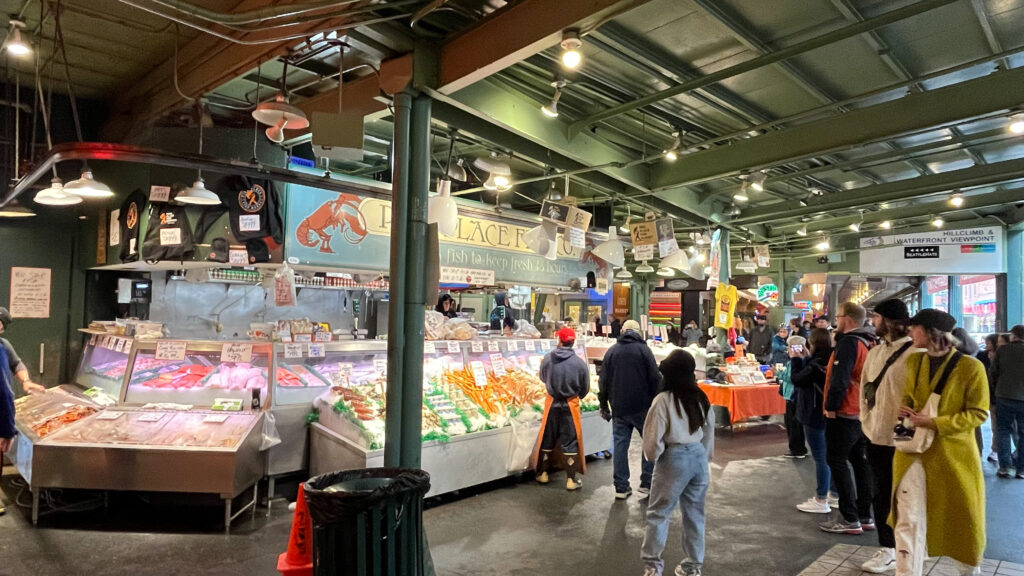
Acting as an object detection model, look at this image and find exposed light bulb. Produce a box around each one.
[879,220,892,229]
[665,149,678,162]
[932,216,944,228]
[494,174,511,189]
[5,23,30,57]
[950,193,964,207]
[1010,115,1024,135]
[562,49,582,69]
[816,239,831,252]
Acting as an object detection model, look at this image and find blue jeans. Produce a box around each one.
[613,411,654,492]
[642,443,709,575]
[996,397,1024,471]
[804,424,831,499]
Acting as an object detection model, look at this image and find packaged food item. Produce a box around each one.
[424,311,445,340]
[441,318,477,340]
[513,319,541,338]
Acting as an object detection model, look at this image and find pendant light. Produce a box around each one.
[524,221,558,258]
[474,155,512,191]
[64,170,113,198]
[635,260,655,274]
[177,107,221,205]
[34,178,81,206]
[656,267,674,277]
[428,179,459,236]
[590,226,625,267]
[615,268,633,279]
[541,80,565,118]
[3,19,31,57]
[0,202,36,218]
[252,62,308,143]
[659,250,689,271]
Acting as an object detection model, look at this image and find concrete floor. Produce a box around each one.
[1,421,1021,576]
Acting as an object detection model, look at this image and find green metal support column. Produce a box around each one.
[1007,230,1023,327]
[384,90,414,468]
[948,276,963,326]
[399,93,432,469]
[716,229,731,349]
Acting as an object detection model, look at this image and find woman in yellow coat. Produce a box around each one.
[892,309,988,576]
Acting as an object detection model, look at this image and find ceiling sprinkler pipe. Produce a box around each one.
[145,0,363,26]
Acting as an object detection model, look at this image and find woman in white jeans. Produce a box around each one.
[893,309,988,576]
[641,350,715,576]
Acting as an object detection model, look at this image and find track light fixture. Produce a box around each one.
[560,30,583,69]
[664,130,682,162]
[734,182,749,203]
[747,171,766,192]
[541,80,566,118]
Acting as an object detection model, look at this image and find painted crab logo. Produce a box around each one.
[126,202,139,229]
[296,193,368,253]
[239,185,266,213]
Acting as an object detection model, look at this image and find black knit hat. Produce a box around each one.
[907,308,956,333]
[873,298,909,321]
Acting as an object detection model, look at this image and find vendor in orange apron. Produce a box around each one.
[532,327,591,490]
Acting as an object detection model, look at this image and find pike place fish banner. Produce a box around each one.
[284,182,598,286]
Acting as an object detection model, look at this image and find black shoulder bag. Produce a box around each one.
[864,341,914,409]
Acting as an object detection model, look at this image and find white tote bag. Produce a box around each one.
[894,353,961,455]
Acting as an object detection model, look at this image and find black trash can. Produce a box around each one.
[304,468,431,576]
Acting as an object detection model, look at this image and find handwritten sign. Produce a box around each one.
[634,244,655,261]
[149,185,171,202]
[307,343,326,358]
[487,341,500,352]
[424,341,436,354]
[529,356,543,372]
[373,358,388,375]
[9,267,51,318]
[294,333,312,343]
[283,343,304,359]
[239,214,261,232]
[540,340,551,351]
[229,250,249,265]
[314,331,333,342]
[447,341,460,353]
[221,342,253,363]
[159,228,182,246]
[568,227,586,249]
[155,340,187,361]
[338,363,354,377]
[508,340,519,352]
[525,340,536,351]
[471,341,483,353]
[114,338,128,353]
[470,361,488,388]
[490,353,507,377]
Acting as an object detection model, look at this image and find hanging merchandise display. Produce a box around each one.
[215,175,285,246]
[656,218,679,258]
[714,283,738,329]
[141,197,195,262]
[755,245,771,268]
[118,189,147,263]
[707,229,723,288]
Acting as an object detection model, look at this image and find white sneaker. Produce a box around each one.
[637,486,651,500]
[796,497,831,514]
[827,493,839,507]
[861,548,896,573]
[616,488,633,500]
[643,567,659,576]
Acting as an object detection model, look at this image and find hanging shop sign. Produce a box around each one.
[628,220,658,248]
[859,226,1004,274]
[755,245,770,268]
[439,266,496,286]
[613,282,631,318]
[707,228,723,289]
[284,182,597,287]
[656,218,679,258]
[757,284,779,304]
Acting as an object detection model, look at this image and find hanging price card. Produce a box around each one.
[540,340,551,351]
[471,342,483,353]
[90,334,98,346]
[221,342,253,363]
[490,353,507,377]
[424,341,436,354]
[470,361,488,388]
[102,336,112,349]
[307,343,326,358]
[508,340,519,352]
[283,343,304,359]
[529,356,543,372]
[228,250,249,266]
[525,340,536,351]
[447,341,460,353]
[487,341,500,352]
[155,340,188,361]
[294,333,312,343]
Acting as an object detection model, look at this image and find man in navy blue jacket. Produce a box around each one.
[599,320,661,500]
[1,341,16,516]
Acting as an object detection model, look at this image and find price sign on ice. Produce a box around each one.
[471,342,483,353]
[338,363,354,377]
[307,343,326,358]
[283,343,304,359]
[524,340,536,351]
[508,340,519,352]
[373,358,388,375]
[221,342,253,363]
[487,341,500,352]
[447,341,460,353]
[470,361,488,388]
[155,340,188,361]
[490,354,507,377]
[424,341,437,354]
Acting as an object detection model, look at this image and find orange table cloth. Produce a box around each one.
[698,382,786,424]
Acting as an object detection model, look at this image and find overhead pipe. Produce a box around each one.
[568,0,960,136]
[145,0,364,26]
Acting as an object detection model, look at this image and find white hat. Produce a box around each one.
[622,319,641,333]
[787,335,807,347]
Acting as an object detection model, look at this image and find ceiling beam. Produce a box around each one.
[567,0,959,137]
[729,156,1024,226]
[650,65,1024,190]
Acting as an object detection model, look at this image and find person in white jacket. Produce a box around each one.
[859,299,923,574]
[640,350,715,576]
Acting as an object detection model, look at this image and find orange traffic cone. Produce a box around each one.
[277,483,314,576]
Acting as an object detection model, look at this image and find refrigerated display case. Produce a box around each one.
[72,332,135,404]
[8,340,267,531]
[309,338,612,497]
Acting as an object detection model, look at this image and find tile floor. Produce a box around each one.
[798,544,1024,576]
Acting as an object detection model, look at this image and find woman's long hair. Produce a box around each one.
[659,350,711,434]
[808,327,832,358]
[951,327,978,355]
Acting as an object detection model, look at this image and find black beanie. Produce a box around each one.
[873,298,909,321]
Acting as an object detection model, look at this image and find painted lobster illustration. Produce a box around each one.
[296,194,368,253]
[581,235,610,278]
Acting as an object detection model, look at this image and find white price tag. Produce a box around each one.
[470,361,488,388]
[529,356,543,372]
[113,338,125,353]
[490,353,507,377]
[471,342,483,353]
[525,340,536,351]
[447,341,460,353]
[228,250,249,265]
[569,227,586,248]
[239,214,261,232]
[90,334,98,346]
[95,411,124,421]
[635,244,655,261]
[159,228,182,246]
[589,322,597,334]
[220,342,253,363]
[508,340,519,352]
[138,412,165,423]
[424,341,436,354]
[307,343,326,358]
[338,363,354,377]
[149,185,171,202]
[487,341,500,352]
[540,340,551,351]
[373,358,388,375]
[294,333,312,343]
[314,332,332,342]
[603,325,611,335]
[203,414,229,423]
[283,343,304,359]
[155,340,187,361]
[102,336,113,350]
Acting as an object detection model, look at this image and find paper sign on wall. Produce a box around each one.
[490,353,507,377]
[109,209,121,246]
[470,361,488,387]
[221,342,253,363]
[307,343,326,358]
[9,267,51,319]
[283,343,304,359]
[155,340,187,361]
[149,185,171,203]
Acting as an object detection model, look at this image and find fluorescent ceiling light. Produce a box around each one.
[64,170,113,198]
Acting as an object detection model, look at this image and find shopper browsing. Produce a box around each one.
[791,328,837,513]
[858,299,922,573]
[979,333,1000,463]
[0,334,15,516]
[747,315,772,364]
[0,307,44,395]
[819,302,876,535]
[683,321,702,347]
[599,319,660,500]
[534,327,591,491]
[640,350,715,576]
[989,324,1024,478]
[892,309,988,576]
[780,334,808,459]
[770,325,792,366]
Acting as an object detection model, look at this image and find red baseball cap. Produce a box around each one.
[556,327,576,345]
